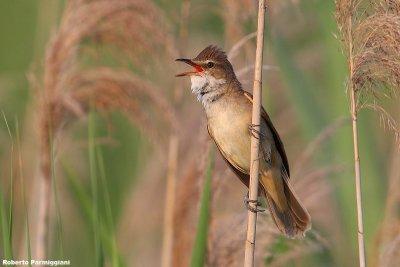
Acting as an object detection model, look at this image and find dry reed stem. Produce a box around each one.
[161,136,178,267]
[244,1,266,266]
[348,9,367,267]
[160,1,191,264]
[172,163,201,267]
[335,1,400,265]
[172,129,210,267]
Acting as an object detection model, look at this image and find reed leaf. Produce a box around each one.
[88,110,103,267]
[0,111,14,259]
[63,161,125,267]
[96,148,121,267]
[190,148,215,267]
[0,184,12,259]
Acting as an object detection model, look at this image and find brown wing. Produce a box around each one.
[243,91,290,177]
[207,124,249,187]
[207,124,265,193]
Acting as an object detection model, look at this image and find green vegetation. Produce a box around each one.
[0,1,398,266]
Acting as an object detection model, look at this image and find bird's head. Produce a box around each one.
[175,45,235,81]
[175,46,238,105]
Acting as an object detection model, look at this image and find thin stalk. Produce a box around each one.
[161,136,178,267]
[16,119,32,266]
[347,10,366,267]
[0,184,10,258]
[50,130,64,258]
[96,149,120,266]
[88,110,102,267]
[161,1,189,266]
[36,114,52,261]
[1,111,14,258]
[244,1,266,266]
[36,173,51,260]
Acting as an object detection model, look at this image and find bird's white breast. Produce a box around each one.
[190,74,226,107]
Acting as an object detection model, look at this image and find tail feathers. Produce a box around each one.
[263,176,311,238]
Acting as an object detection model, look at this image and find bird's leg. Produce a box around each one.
[243,191,265,213]
[248,124,265,140]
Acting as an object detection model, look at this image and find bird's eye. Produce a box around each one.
[207,61,214,68]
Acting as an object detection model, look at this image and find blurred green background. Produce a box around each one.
[0,1,398,266]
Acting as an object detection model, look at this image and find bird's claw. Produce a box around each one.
[248,124,264,140]
[243,193,265,213]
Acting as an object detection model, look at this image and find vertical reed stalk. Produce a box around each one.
[161,1,190,266]
[36,120,52,261]
[244,1,266,266]
[16,120,32,265]
[161,136,178,267]
[347,8,366,267]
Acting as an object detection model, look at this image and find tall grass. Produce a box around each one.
[0,111,14,259]
[0,1,399,266]
[96,148,120,267]
[190,148,215,267]
[62,152,123,266]
[88,110,103,266]
[33,0,178,261]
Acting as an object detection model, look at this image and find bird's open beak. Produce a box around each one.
[175,58,204,77]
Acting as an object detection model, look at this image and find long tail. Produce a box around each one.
[261,169,311,238]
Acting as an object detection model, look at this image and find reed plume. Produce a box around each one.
[35,0,178,260]
[161,1,192,266]
[336,0,400,142]
[335,1,400,266]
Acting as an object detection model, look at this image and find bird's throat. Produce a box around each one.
[190,74,226,108]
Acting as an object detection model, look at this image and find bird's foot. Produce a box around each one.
[248,124,264,140]
[243,192,265,213]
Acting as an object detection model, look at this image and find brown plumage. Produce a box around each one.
[176,45,311,238]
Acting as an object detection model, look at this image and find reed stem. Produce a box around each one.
[161,1,189,265]
[347,9,366,267]
[244,1,266,266]
[36,120,52,261]
[161,136,178,267]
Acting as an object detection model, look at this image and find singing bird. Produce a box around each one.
[176,45,311,238]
